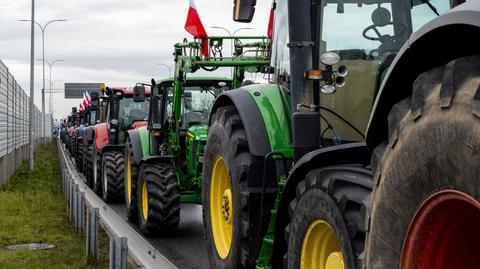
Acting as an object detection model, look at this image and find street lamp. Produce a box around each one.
[19,18,67,143]
[37,59,65,113]
[209,26,254,76]
[156,63,174,78]
[44,79,63,113]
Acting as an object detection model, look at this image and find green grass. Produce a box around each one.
[0,142,109,269]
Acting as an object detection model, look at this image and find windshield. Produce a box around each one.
[164,84,230,129]
[119,97,149,128]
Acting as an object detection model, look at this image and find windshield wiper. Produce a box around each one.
[420,0,439,16]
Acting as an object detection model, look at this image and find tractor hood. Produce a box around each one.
[186,125,207,141]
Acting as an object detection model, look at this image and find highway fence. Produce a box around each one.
[0,58,52,185]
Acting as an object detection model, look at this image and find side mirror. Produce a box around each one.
[134,85,146,102]
[233,0,256,23]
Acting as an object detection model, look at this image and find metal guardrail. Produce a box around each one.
[57,139,177,269]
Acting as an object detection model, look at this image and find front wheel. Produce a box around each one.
[125,138,139,222]
[101,151,125,203]
[366,55,480,269]
[137,162,180,236]
[203,105,266,268]
[285,165,372,269]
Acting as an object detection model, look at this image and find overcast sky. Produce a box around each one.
[0,0,270,119]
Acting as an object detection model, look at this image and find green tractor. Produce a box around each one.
[124,36,270,234]
[201,0,479,269]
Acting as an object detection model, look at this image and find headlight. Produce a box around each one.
[111,119,118,125]
[320,51,340,66]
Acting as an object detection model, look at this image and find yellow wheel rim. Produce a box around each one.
[210,156,232,259]
[126,154,132,204]
[300,220,344,269]
[141,180,148,221]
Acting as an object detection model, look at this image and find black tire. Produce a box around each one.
[85,143,94,188]
[76,140,84,172]
[202,105,266,269]
[285,165,372,269]
[92,140,103,195]
[366,55,480,269]
[125,138,139,222]
[101,151,125,203]
[137,162,180,236]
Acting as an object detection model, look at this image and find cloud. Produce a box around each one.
[0,0,270,118]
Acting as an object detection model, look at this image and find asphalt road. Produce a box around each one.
[68,151,209,269]
[109,203,209,269]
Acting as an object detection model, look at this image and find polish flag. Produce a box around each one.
[185,0,209,57]
[82,93,88,108]
[85,92,92,105]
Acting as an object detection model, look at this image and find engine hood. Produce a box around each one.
[186,125,207,141]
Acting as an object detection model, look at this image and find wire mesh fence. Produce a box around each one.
[0,59,52,158]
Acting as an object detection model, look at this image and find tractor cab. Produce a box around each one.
[104,87,151,145]
[150,78,231,176]
[266,0,452,143]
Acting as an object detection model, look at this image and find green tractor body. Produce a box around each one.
[201,1,478,269]
[125,35,271,233]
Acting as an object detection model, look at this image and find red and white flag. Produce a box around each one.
[79,102,84,112]
[185,0,209,57]
[85,92,91,105]
[82,93,88,108]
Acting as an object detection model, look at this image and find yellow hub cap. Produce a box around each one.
[300,220,344,269]
[210,156,232,259]
[141,180,148,221]
[126,154,132,204]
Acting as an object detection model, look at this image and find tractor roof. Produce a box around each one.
[108,87,152,96]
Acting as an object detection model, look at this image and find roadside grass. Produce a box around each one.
[0,141,109,269]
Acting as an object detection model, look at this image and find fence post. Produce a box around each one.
[72,186,78,225]
[76,191,85,233]
[86,207,100,261]
[109,236,128,269]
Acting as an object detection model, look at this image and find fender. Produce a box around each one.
[83,126,95,144]
[139,155,174,167]
[126,129,144,166]
[271,142,371,264]
[101,145,124,154]
[367,1,480,148]
[210,84,292,158]
[94,123,108,150]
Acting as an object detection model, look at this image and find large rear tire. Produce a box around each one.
[285,165,372,269]
[125,138,139,222]
[76,140,84,172]
[137,162,180,236]
[85,143,94,188]
[92,140,103,195]
[203,105,265,269]
[366,55,480,269]
[101,151,125,203]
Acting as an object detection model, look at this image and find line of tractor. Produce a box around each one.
[59,0,480,268]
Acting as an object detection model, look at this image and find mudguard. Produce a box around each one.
[139,155,174,167]
[94,123,108,150]
[367,1,480,148]
[126,129,144,166]
[210,84,292,158]
[271,142,371,263]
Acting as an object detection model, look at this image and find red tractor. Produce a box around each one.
[85,86,150,202]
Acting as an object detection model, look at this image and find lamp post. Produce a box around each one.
[37,59,65,113]
[156,63,174,78]
[44,79,63,113]
[27,0,35,171]
[19,19,67,144]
